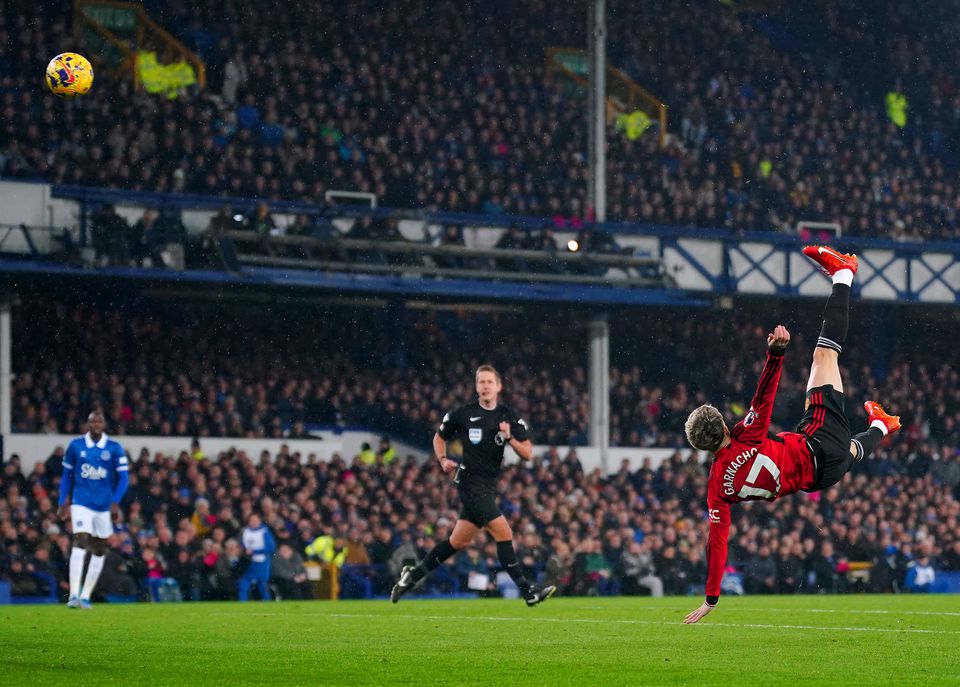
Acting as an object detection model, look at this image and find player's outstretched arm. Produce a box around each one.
[685,494,730,624]
[734,325,790,443]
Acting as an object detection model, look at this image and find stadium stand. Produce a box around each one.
[3,0,960,610]
[4,292,960,601]
[1,442,958,603]
[11,296,960,451]
[3,0,960,238]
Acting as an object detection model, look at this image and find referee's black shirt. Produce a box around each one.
[438,402,529,483]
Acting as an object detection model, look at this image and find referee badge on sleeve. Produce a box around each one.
[468,428,483,444]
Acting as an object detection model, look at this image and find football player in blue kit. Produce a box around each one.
[58,410,130,609]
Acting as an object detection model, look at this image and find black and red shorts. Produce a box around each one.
[797,384,853,490]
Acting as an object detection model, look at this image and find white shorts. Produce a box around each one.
[70,504,113,539]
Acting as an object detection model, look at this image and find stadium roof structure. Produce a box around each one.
[0,182,958,306]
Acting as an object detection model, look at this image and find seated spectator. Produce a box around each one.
[3,557,42,597]
[271,543,313,600]
[942,541,960,571]
[247,202,277,238]
[198,539,242,600]
[571,538,611,596]
[656,545,687,596]
[807,541,840,593]
[342,531,370,566]
[523,226,560,273]
[776,544,803,594]
[166,548,199,601]
[29,544,67,601]
[387,531,422,582]
[433,225,466,269]
[494,224,527,272]
[519,531,548,583]
[98,540,141,599]
[744,545,778,595]
[618,540,663,597]
[544,540,574,595]
[140,547,166,585]
[345,216,381,264]
[90,204,132,267]
[191,498,216,539]
[133,209,168,268]
[454,544,495,595]
[245,201,278,258]
[371,216,413,266]
[155,207,188,268]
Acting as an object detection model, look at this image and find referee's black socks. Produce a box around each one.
[410,539,457,584]
[496,540,532,596]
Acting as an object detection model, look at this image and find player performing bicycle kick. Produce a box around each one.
[682,246,901,624]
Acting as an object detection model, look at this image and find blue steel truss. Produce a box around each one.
[3,182,952,305]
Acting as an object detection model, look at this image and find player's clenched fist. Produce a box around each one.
[767,324,791,351]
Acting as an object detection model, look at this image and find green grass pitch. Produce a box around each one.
[2,595,958,686]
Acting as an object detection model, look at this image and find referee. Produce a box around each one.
[391,365,556,606]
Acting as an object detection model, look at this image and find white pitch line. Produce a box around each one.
[716,607,960,618]
[555,604,960,619]
[314,612,960,636]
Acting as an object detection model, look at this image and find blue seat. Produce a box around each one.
[104,594,139,603]
[339,565,375,599]
[147,577,183,602]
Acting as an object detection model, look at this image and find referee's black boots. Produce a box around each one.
[390,565,416,603]
[524,584,557,607]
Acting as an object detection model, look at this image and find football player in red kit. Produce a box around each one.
[682,245,901,624]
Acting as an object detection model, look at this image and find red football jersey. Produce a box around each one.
[704,349,817,601]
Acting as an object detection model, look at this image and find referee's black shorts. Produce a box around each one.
[457,478,502,527]
[797,384,853,491]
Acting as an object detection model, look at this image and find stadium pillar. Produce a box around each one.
[0,299,9,439]
[588,0,607,222]
[588,316,609,471]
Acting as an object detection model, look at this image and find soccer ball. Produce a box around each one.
[45,53,94,98]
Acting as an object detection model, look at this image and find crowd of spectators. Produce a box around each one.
[12,298,960,462]
[777,0,960,157]
[13,297,960,459]
[2,1,960,239]
[1,436,958,603]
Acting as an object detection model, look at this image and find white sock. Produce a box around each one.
[80,554,106,601]
[69,547,87,599]
[832,269,854,287]
[870,419,889,436]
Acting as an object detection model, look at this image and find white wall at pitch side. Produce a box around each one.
[7,432,701,476]
[6,431,429,474]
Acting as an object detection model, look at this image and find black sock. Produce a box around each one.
[496,540,531,595]
[410,539,457,583]
[817,283,850,354]
[852,427,884,461]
